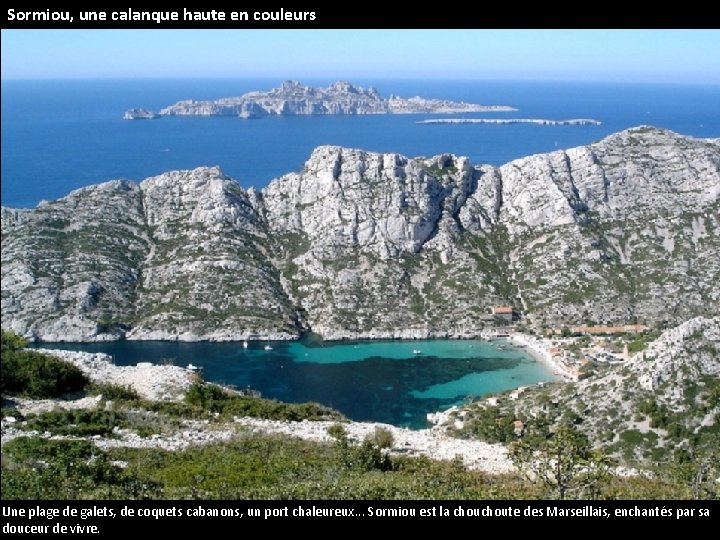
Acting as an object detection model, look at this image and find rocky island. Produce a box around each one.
[2,126,718,343]
[150,80,517,118]
[417,118,602,126]
[123,108,159,120]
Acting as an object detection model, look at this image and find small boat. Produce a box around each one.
[264,344,273,351]
[243,341,248,349]
[186,363,199,371]
[412,349,422,355]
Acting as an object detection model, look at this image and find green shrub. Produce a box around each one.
[462,406,518,443]
[1,436,153,500]
[327,423,347,441]
[22,409,127,437]
[183,383,343,421]
[0,432,700,500]
[1,331,28,351]
[351,440,392,472]
[4,436,95,464]
[185,382,227,407]
[627,338,648,353]
[1,331,88,398]
[619,429,644,445]
[85,382,140,402]
[510,423,612,500]
[1,349,88,398]
[366,426,395,449]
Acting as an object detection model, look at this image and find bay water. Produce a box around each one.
[36,339,555,428]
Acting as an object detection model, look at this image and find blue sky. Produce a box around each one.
[2,30,719,83]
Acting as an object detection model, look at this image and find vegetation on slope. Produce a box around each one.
[444,321,719,500]
[1,330,717,500]
[1,331,87,398]
[2,427,700,501]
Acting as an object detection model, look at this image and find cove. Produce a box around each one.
[36,339,557,428]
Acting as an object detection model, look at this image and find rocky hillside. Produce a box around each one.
[1,173,299,341]
[449,317,719,463]
[2,126,719,341]
[157,80,514,118]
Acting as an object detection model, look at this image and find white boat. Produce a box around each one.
[412,349,422,355]
[186,363,199,371]
[264,344,273,351]
[243,341,248,349]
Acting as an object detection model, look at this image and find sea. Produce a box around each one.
[2,78,719,208]
[4,78,720,427]
[36,339,553,428]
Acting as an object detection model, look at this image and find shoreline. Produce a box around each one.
[25,330,513,344]
[2,348,515,474]
[19,337,576,436]
[31,333,575,393]
[508,333,578,382]
[1,338,583,475]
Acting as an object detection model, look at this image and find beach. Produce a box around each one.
[509,333,579,381]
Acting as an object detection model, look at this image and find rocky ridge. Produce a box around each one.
[2,126,719,342]
[157,80,516,118]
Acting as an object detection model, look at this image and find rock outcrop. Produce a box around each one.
[462,316,719,462]
[2,126,719,341]
[157,80,516,118]
[123,108,159,120]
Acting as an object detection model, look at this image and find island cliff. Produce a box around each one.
[154,80,516,118]
[2,126,718,342]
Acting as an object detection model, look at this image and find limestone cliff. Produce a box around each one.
[157,80,515,118]
[1,126,718,341]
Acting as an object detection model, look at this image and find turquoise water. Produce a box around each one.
[37,339,556,428]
